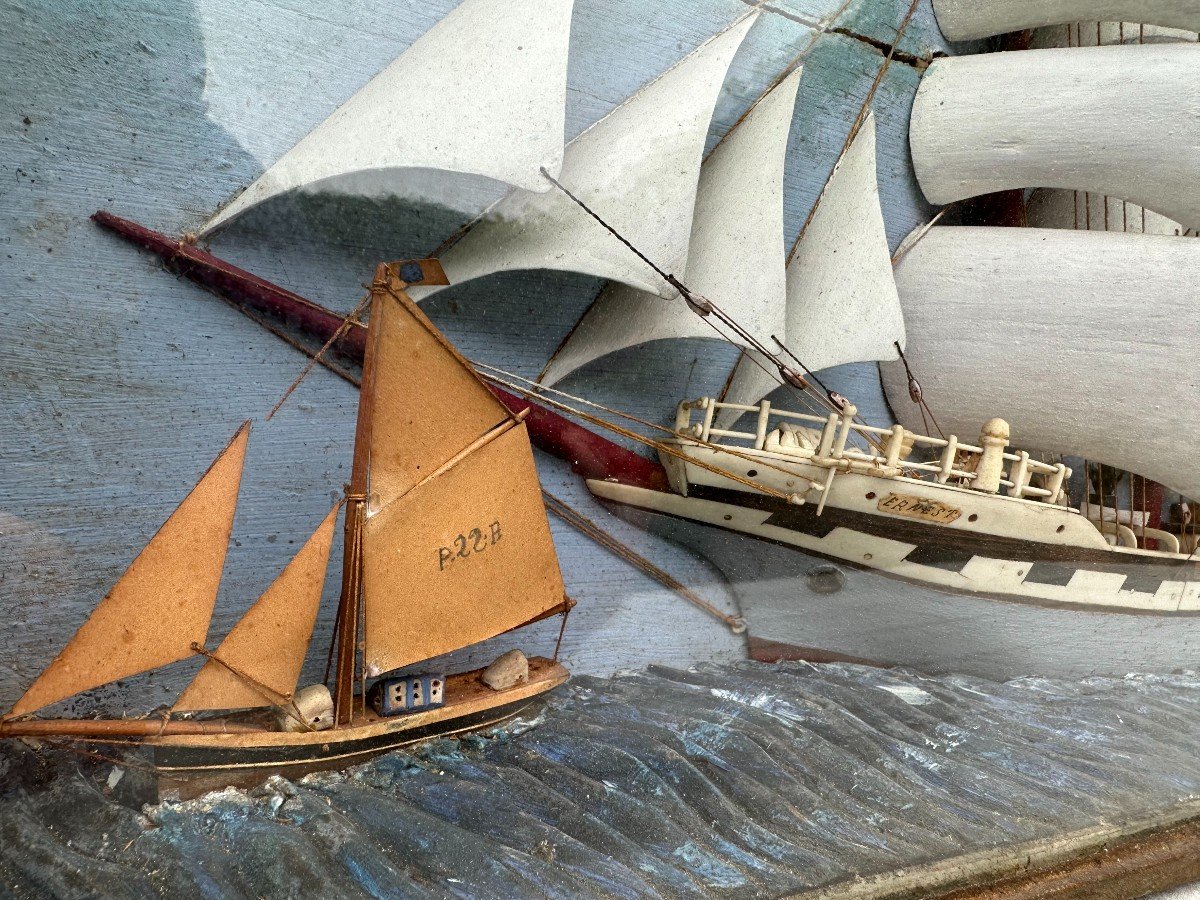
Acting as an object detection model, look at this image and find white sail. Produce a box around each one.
[538,65,801,387]
[715,112,901,429]
[784,112,903,375]
[932,0,1200,41]
[910,45,1200,232]
[1022,20,1197,238]
[203,0,575,233]
[410,15,758,302]
[879,226,1200,501]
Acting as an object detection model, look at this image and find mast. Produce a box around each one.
[332,267,388,725]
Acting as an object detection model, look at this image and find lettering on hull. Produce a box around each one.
[877,492,961,525]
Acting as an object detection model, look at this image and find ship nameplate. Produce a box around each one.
[877,493,962,525]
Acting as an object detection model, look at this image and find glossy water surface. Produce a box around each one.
[4,660,1200,898]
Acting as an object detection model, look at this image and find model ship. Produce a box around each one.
[94,0,1200,679]
[0,262,572,800]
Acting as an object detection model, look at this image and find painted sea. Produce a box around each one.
[6,660,1200,897]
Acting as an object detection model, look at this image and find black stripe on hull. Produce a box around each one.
[600,488,1200,618]
[690,484,1188,568]
[152,698,536,772]
[690,484,1200,584]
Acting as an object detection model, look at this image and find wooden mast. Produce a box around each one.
[332,266,388,725]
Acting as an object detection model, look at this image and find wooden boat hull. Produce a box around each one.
[590,482,1200,680]
[79,658,567,803]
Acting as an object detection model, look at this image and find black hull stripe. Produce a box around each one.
[152,698,535,771]
[601,492,1200,618]
[690,484,1200,574]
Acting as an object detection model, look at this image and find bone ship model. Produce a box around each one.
[78,0,1200,708]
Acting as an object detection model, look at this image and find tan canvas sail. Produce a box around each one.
[361,421,565,676]
[9,423,250,717]
[366,279,513,509]
[173,502,339,712]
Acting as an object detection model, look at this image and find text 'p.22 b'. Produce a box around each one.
[438,521,502,570]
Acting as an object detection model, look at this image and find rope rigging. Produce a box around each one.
[538,167,857,429]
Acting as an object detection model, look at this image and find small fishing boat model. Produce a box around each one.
[0,262,572,800]
[93,0,1200,680]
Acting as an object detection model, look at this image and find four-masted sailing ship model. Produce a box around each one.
[92,0,1200,681]
[0,262,572,800]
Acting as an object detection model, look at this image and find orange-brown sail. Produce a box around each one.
[361,421,566,676]
[8,423,250,717]
[173,502,339,712]
[365,272,513,509]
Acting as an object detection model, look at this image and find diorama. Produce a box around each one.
[3,0,1200,896]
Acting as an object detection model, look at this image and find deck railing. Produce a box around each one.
[674,397,1070,504]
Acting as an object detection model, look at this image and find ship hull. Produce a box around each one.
[105,658,568,802]
[589,482,1200,680]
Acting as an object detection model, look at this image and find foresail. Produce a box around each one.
[932,0,1200,41]
[538,66,801,387]
[361,422,565,676]
[9,424,250,717]
[173,503,339,712]
[203,0,575,233]
[785,112,903,374]
[910,45,1200,231]
[410,15,757,302]
[880,226,1200,501]
[366,275,513,508]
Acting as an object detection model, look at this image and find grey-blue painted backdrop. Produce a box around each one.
[0,0,957,713]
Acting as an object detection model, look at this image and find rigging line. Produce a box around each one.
[729,344,830,421]
[186,643,316,731]
[477,357,816,475]
[266,291,372,421]
[786,0,923,264]
[539,167,673,284]
[690,301,833,420]
[539,167,860,421]
[473,360,823,487]
[551,606,570,661]
[892,340,945,440]
[767,336,885,453]
[479,370,815,501]
[239,304,362,389]
[542,490,745,631]
[715,347,746,403]
[890,202,956,266]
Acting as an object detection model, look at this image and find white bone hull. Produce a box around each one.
[586,462,1200,679]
